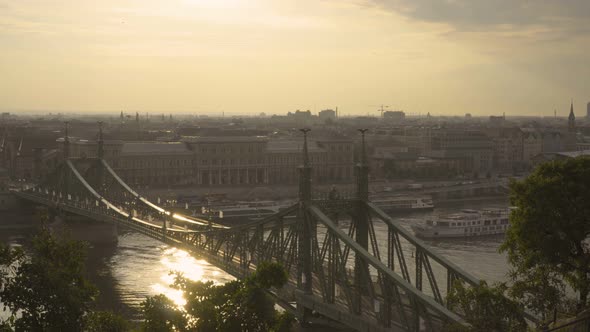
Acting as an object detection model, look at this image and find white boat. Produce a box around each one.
[411,208,510,239]
[371,195,434,213]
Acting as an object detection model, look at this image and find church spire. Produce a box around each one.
[568,100,576,131]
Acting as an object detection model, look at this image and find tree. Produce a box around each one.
[445,281,527,332]
[0,229,97,331]
[142,295,187,331]
[0,228,129,332]
[84,311,130,332]
[501,157,590,311]
[141,261,293,332]
[506,251,565,321]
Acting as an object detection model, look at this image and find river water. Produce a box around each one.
[0,198,509,320]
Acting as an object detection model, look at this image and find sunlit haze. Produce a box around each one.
[1,0,589,116]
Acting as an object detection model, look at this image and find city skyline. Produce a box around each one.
[0,0,589,116]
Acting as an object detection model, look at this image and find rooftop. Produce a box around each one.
[181,136,268,144]
[121,142,192,156]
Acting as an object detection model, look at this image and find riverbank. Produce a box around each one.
[435,195,508,206]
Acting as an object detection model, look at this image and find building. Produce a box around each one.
[488,127,525,172]
[539,130,564,153]
[371,152,464,179]
[266,139,353,184]
[489,115,506,125]
[427,129,493,175]
[521,129,543,169]
[1,127,60,180]
[287,110,312,120]
[371,128,493,178]
[318,109,336,122]
[59,135,354,187]
[183,136,269,186]
[116,142,195,186]
[383,111,405,121]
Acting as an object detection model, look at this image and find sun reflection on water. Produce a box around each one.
[150,247,228,308]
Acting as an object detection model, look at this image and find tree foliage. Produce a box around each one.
[501,157,590,311]
[0,228,128,332]
[445,281,527,332]
[84,311,130,332]
[506,256,565,320]
[0,229,97,331]
[141,261,293,332]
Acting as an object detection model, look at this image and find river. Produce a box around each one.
[0,197,509,320]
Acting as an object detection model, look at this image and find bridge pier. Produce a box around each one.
[43,206,119,244]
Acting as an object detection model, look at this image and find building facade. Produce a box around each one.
[59,136,354,187]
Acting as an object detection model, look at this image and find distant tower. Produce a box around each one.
[568,100,576,132]
[587,102,590,120]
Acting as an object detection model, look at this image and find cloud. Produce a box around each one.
[367,0,590,36]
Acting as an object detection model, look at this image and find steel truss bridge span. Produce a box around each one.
[14,130,534,331]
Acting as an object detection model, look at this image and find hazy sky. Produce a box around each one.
[1,0,589,116]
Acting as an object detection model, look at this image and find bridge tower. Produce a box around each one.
[297,128,313,323]
[63,121,70,201]
[354,129,370,314]
[97,121,104,159]
[96,122,105,190]
[63,121,70,159]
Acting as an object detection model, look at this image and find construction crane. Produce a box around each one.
[369,104,390,117]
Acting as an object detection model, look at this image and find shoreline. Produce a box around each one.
[434,195,508,206]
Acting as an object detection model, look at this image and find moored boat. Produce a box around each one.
[411,208,510,239]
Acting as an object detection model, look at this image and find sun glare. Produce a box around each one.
[152,248,220,308]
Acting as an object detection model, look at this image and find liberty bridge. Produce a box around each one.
[13,123,522,331]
